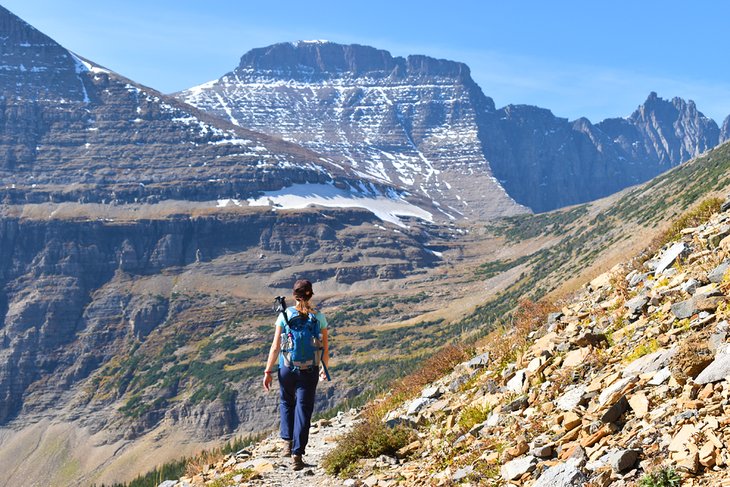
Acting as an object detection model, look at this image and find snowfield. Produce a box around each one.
[232,183,433,227]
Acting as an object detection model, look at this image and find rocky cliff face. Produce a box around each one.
[721,115,730,143]
[0,208,440,434]
[178,42,724,214]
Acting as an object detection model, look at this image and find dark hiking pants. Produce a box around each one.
[278,365,318,455]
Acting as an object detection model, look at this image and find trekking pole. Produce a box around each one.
[274,296,290,325]
[320,348,331,381]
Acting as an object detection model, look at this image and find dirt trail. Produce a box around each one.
[165,409,359,487]
[244,409,357,486]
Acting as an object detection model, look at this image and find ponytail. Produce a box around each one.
[295,298,316,315]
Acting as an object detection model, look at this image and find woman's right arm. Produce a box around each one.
[263,325,282,392]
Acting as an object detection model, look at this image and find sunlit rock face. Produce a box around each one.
[178,41,526,220]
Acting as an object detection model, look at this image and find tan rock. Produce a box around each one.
[562,411,582,430]
[669,424,698,452]
[541,401,555,414]
[699,383,715,400]
[675,450,700,474]
[700,416,720,432]
[506,441,529,458]
[245,458,274,474]
[720,234,730,253]
[481,451,500,463]
[396,440,421,458]
[580,424,617,448]
[704,430,724,449]
[684,399,705,410]
[699,441,717,467]
[559,425,581,443]
[558,442,578,460]
[531,332,559,353]
[628,392,650,418]
[563,347,591,367]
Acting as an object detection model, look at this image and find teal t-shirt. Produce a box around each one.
[275,306,328,330]
[276,307,328,369]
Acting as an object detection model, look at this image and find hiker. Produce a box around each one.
[263,279,329,470]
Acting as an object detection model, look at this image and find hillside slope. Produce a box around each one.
[151,146,730,487]
[328,196,730,486]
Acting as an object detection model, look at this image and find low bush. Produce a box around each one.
[638,467,681,487]
[321,421,415,477]
[656,196,722,247]
[457,404,491,431]
[478,299,557,373]
[624,338,659,363]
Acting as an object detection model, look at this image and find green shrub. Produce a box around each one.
[321,421,415,477]
[457,403,492,431]
[624,338,659,363]
[638,467,681,487]
[655,196,722,248]
[207,469,256,487]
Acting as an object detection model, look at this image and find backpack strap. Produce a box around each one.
[280,307,291,327]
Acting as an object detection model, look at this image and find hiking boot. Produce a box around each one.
[278,439,292,457]
[291,454,305,471]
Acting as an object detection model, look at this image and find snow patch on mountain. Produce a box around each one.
[241,183,432,227]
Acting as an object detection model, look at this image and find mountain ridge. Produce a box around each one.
[178,41,725,213]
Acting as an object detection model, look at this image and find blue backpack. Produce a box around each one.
[280,308,322,371]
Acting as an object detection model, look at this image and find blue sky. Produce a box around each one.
[5,0,730,123]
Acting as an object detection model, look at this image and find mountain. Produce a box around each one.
[177,42,722,213]
[597,91,720,165]
[2,9,730,486]
[0,9,408,207]
[176,41,526,220]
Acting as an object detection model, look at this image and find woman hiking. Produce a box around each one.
[263,279,329,471]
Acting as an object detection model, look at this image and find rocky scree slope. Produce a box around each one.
[331,202,730,486]
[0,7,398,207]
[177,41,724,214]
[150,142,730,487]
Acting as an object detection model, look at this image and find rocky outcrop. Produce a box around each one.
[481,107,636,212]
[721,115,730,143]
[179,42,724,214]
[598,92,720,167]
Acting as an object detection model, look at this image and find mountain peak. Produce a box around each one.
[0,5,91,101]
[291,39,332,46]
[235,41,471,81]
